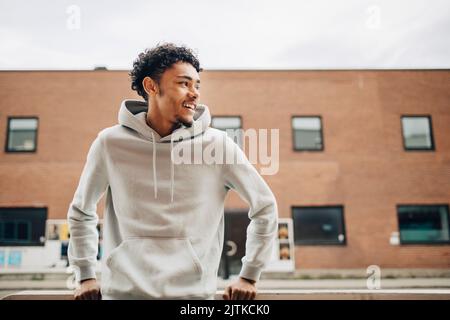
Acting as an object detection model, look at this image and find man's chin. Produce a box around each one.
[176,117,194,128]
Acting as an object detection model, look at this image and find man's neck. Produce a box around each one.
[146,104,179,138]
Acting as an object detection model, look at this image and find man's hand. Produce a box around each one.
[74,278,102,300]
[223,277,257,300]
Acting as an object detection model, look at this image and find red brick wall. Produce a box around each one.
[1,69,449,269]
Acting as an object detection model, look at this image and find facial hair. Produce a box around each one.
[175,115,193,128]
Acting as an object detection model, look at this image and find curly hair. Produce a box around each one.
[129,43,201,101]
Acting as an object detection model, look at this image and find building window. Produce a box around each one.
[292,206,346,245]
[211,116,242,147]
[401,116,435,151]
[6,117,38,152]
[397,205,450,244]
[0,207,47,246]
[292,116,323,151]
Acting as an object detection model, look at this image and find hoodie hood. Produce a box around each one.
[118,99,211,142]
[117,99,211,202]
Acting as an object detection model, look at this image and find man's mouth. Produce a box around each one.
[183,102,196,111]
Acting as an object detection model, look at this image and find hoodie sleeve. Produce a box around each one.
[222,136,278,282]
[67,133,109,282]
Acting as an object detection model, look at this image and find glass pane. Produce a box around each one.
[294,130,322,149]
[211,117,241,129]
[398,205,450,243]
[292,117,321,130]
[8,131,36,151]
[4,222,15,240]
[293,207,345,244]
[292,117,322,150]
[17,222,30,240]
[402,117,432,149]
[10,118,38,130]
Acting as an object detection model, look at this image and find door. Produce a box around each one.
[218,210,250,279]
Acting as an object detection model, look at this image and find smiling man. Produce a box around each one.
[67,43,278,300]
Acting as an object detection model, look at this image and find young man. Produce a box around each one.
[67,43,278,300]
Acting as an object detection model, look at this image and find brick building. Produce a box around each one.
[0,69,449,272]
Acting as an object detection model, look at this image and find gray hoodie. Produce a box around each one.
[67,99,278,299]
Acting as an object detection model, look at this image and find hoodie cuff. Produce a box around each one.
[75,265,97,283]
[239,264,262,282]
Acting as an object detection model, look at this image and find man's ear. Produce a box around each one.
[142,76,158,97]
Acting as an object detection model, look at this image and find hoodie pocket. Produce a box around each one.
[104,237,206,298]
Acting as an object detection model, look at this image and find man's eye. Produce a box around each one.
[179,82,200,90]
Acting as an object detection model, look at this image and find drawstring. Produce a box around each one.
[151,132,158,199]
[150,131,175,203]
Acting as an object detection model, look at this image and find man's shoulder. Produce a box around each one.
[205,127,228,139]
[97,124,129,140]
[204,127,236,145]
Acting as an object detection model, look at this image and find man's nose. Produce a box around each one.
[188,87,199,99]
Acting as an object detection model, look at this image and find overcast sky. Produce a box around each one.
[0,0,449,70]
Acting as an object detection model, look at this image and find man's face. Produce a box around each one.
[153,62,201,128]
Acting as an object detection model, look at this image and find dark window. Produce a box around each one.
[211,116,242,147]
[4,222,15,239]
[6,117,38,152]
[292,206,346,245]
[0,207,47,246]
[401,116,435,151]
[292,116,323,151]
[397,205,450,244]
[17,221,31,240]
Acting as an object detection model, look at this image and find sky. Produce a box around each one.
[0,0,449,70]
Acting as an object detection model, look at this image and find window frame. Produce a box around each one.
[5,116,39,153]
[400,115,435,152]
[0,207,47,246]
[291,205,346,246]
[396,204,450,245]
[291,115,324,152]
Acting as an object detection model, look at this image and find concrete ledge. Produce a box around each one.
[263,268,450,280]
[3,289,450,300]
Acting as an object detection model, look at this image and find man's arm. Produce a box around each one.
[222,136,278,300]
[67,133,109,299]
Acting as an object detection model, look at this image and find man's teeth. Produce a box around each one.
[183,103,195,109]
